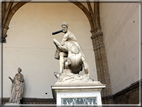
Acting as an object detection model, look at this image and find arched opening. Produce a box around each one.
[3,3,97,99]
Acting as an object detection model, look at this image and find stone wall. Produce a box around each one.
[113,79,141,104]
[99,3,140,95]
[102,79,141,104]
[2,3,97,98]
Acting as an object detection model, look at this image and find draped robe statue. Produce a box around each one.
[8,68,24,104]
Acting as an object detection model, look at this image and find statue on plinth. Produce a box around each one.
[53,22,93,82]
[52,22,105,106]
[8,67,24,104]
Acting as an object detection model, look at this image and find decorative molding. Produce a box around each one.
[91,31,103,39]
[91,31,104,51]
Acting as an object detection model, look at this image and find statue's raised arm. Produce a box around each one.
[8,77,14,83]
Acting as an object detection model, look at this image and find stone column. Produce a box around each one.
[90,3,114,104]
[1,2,27,43]
[91,30,114,104]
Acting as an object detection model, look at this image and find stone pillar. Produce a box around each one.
[91,30,114,104]
[1,2,27,43]
[2,25,9,43]
[90,3,114,104]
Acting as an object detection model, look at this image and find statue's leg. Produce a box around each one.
[59,52,67,73]
[59,52,64,74]
[53,39,68,52]
[81,57,89,74]
[9,87,15,103]
[54,52,67,78]
[17,97,20,104]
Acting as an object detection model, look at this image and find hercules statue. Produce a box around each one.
[53,22,89,79]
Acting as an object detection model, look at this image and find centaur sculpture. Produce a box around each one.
[53,22,90,80]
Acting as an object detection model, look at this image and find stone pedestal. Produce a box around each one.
[52,81,105,106]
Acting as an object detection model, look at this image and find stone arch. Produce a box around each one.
[73,2,94,32]
[2,2,94,42]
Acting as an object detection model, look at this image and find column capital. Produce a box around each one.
[91,31,103,40]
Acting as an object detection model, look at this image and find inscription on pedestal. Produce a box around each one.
[61,97,97,105]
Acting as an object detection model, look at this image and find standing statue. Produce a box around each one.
[53,22,90,80]
[8,67,24,104]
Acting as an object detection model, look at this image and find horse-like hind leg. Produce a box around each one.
[81,57,89,74]
[54,52,68,78]
[59,52,66,73]
[65,58,71,69]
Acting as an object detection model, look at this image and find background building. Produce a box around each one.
[0,0,141,105]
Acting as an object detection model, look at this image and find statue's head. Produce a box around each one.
[18,67,22,73]
[61,22,68,33]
